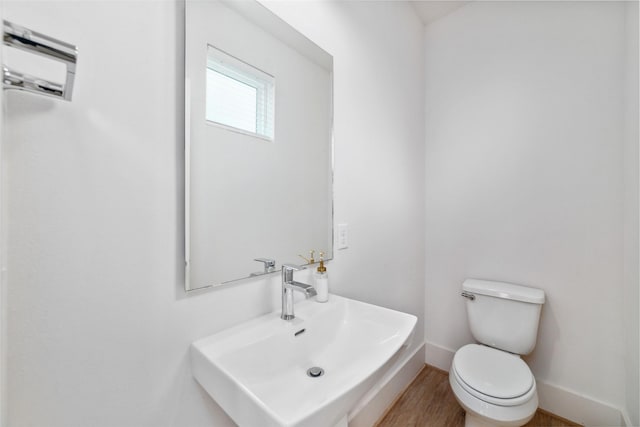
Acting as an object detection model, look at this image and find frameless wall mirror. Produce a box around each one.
[185,0,334,291]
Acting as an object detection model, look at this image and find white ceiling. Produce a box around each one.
[410,1,471,25]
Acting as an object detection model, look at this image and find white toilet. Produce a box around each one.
[449,279,545,427]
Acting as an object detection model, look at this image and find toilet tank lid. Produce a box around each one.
[462,279,545,304]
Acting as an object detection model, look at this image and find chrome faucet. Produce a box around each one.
[254,258,276,273]
[281,263,317,320]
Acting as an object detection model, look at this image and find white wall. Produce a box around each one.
[2,0,425,426]
[262,1,425,320]
[623,1,639,425]
[424,0,634,422]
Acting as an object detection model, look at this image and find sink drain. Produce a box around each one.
[306,367,324,378]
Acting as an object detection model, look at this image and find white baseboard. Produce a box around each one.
[425,341,627,427]
[536,381,624,427]
[424,341,455,371]
[348,343,426,427]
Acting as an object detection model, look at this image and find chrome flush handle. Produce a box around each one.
[461,291,475,301]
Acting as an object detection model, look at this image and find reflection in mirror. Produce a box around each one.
[205,45,275,140]
[185,0,333,290]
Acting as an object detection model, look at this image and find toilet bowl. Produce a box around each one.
[449,344,538,427]
[449,279,545,427]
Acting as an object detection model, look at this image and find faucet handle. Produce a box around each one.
[254,258,276,272]
[282,263,303,271]
[281,263,303,285]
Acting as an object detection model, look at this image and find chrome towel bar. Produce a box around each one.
[2,20,78,101]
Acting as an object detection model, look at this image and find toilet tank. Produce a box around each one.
[463,279,545,355]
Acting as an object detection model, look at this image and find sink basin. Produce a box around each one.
[191,294,417,427]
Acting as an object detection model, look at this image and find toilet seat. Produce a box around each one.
[452,344,536,407]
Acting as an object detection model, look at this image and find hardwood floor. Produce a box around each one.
[375,365,581,427]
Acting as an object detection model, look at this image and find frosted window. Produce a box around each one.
[206,69,258,133]
[206,45,275,140]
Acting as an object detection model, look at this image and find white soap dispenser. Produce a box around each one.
[314,251,329,303]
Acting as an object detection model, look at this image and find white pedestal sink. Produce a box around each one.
[191,294,417,427]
